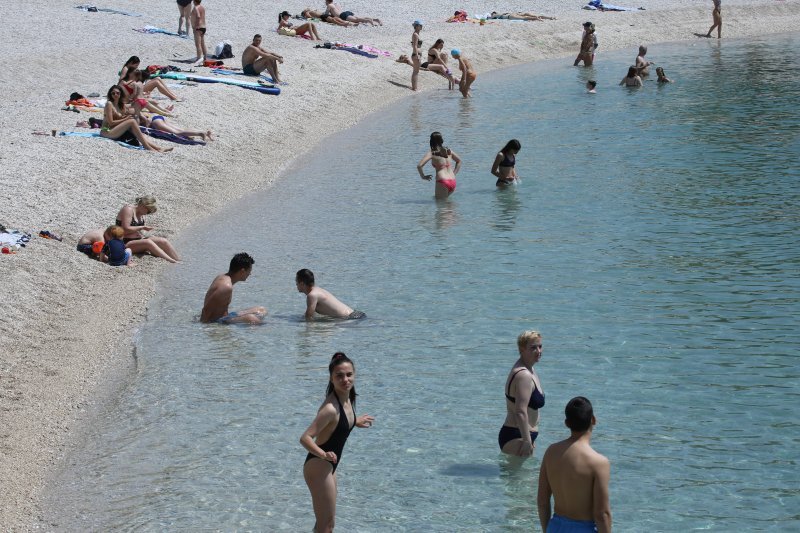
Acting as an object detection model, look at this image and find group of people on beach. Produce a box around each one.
[77,196,180,266]
[67,2,738,529]
[99,54,214,151]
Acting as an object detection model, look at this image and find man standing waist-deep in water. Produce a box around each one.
[295,268,365,320]
[201,252,267,324]
[537,397,612,533]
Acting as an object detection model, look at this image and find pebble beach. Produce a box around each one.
[1,0,797,528]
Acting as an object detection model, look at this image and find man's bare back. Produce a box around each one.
[201,273,233,323]
[306,286,354,319]
[537,397,611,533]
[201,254,265,324]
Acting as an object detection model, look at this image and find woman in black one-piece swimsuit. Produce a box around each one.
[301,352,374,532]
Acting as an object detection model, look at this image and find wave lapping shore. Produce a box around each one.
[0,0,797,528]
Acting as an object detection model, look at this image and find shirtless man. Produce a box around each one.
[537,397,612,533]
[635,45,654,77]
[201,253,267,324]
[295,268,365,320]
[324,0,381,26]
[191,0,207,62]
[241,34,283,83]
[451,49,476,98]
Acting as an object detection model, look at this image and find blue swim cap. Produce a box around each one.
[451,49,461,57]
[413,20,423,27]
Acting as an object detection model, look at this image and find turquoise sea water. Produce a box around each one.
[47,35,800,531]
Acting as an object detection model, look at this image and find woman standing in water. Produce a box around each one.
[706,0,721,38]
[417,131,462,200]
[491,139,521,187]
[301,352,374,533]
[499,331,545,458]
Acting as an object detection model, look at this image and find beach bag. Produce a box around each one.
[214,41,234,59]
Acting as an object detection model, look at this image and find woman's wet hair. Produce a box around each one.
[638,45,647,54]
[517,330,541,351]
[627,66,638,78]
[279,10,290,24]
[124,56,140,68]
[327,352,357,403]
[430,131,448,157]
[135,195,157,213]
[565,396,594,432]
[502,139,521,154]
[433,38,444,47]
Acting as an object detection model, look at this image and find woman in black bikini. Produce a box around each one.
[410,20,423,91]
[499,331,545,458]
[491,139,521,186]
[301,353,374,533]
[115,196,180,262]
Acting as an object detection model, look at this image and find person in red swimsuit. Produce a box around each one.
[417,131,462,200]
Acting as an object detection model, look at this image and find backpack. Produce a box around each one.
[214,41,234,59]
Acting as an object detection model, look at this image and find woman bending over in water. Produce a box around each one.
[619,66,643,87]
[451,49,476,98]
[115,196,180,262]
[301,353,373,533]
[492,139,521,186]
[101,85,171,152]
[417,131,462,200]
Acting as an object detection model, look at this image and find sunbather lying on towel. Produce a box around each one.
[301,8,355,26]
[488,12,556,21]
[142,115,214,142]
[324,0,381,26]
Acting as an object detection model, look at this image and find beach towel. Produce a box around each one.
[134,26,189,39]
[141,127,205,145]
[157,72,281,94]
[338,43,391,57]
[75,4,143,16]
[59,131,145,150]
[586,0,642,11]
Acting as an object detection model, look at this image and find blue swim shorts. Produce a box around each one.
[547,514,597,533]
[217,311,239,324]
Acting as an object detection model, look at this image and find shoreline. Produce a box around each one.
[2,0,798,528]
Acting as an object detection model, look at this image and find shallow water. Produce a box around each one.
[48,34,800,531]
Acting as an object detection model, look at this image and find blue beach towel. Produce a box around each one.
[59,131,145,150]
[75,5,143,16]
[134,26,189,39]
[157,72,281,94]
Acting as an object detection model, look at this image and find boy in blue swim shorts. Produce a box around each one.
[538,397,612,532]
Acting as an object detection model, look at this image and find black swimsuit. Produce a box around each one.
[305,395,355,472]
[498,368,544,449]
[496,152,517,186]
[116,212,145,243]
